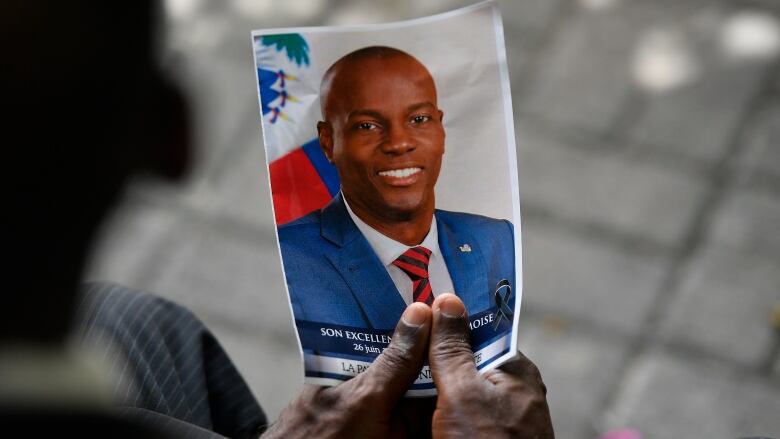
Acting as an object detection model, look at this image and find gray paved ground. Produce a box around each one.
[84,1,780,438]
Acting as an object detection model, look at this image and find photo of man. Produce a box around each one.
[278,46,515,330]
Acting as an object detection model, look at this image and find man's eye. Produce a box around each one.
[411,115,430,124]
[357,122,377,130]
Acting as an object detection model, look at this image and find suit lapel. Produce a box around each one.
[436,213,488,314]
[321,195,406,330]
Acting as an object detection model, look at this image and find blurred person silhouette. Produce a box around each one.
[1,1,554,438]
[1,2,250,437]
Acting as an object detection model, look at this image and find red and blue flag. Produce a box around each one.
[254,33,340,225]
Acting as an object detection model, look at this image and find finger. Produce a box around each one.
[491,351,547,392]
[359,301,432,403]
[498,351,541,379]
[428,293,478,389]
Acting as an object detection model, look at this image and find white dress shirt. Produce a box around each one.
[343,197,455,305]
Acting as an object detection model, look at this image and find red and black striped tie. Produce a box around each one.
[392,246,434,305]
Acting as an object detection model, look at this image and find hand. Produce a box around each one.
[262,302,432,439]
[428,293,554,439]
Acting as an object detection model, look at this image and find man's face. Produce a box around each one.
[320,55,445,223]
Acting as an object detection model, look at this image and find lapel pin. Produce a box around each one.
[458,244,472,253]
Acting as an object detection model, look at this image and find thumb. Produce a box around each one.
[357,302,432,403]
[428,293,478,390]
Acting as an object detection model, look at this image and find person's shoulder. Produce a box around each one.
[279,209,322,228]
[435,209,513,234]
[74,282,208,358]
[76,282,198,331]
[278,210,322,240]
[77,282,181,319]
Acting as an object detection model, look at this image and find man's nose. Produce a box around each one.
[381,124,415,155]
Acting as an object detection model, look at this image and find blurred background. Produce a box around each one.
[84,0,780,438]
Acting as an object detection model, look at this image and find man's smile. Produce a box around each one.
[377,167,422,186]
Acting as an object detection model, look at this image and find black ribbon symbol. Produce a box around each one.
[492,279,513,330]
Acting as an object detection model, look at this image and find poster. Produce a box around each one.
[252,0,522,396]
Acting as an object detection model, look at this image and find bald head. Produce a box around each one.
[319,46,438,121]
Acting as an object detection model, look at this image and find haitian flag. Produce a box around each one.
[254,33,340,225]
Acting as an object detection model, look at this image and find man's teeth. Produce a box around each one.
[379,168,421,178]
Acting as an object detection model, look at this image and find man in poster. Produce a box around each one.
[278,46,515,329]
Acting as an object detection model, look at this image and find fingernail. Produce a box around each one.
[402,303,427,326]
[437,294,465,318]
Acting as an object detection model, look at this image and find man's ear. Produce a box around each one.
[438,110,445,153]
[317,121,334,162]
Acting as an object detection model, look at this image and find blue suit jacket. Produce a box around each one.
[278,195,515,330]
